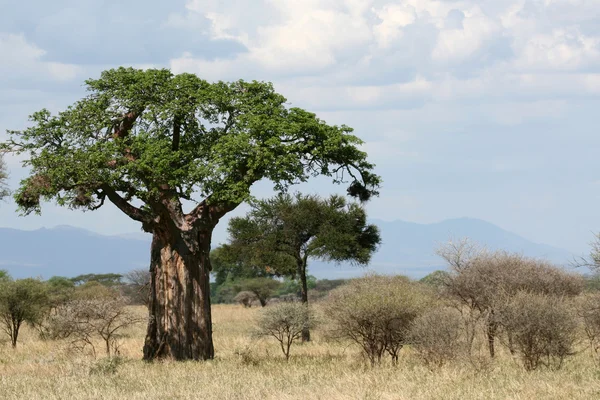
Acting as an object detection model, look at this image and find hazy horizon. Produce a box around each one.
[1,0,599,255]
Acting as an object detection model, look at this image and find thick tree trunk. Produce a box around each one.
[297,259,310,342]
[143,229,214,361]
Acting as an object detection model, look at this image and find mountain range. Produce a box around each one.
[0,218,577,280]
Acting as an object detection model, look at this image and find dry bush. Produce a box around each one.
[234,291,258,308]
[577,292,600,363]
[256,302,313,360]
[438,240,584,359]
[409,306,464,367]
[498,291,578,371]
[323,275,433,366]
[46,294,143,358]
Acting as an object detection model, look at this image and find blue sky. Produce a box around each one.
[0,0,599,253]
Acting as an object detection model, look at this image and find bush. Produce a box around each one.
[234,291,258,308]
[498,291,578,371]
[577,292,600,363]
[410,307,464,367]
[324,275,433,366]
[256,302,312,360]
[438,240,584,358]
[46,293,142,357]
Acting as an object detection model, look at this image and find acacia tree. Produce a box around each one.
[2,68,380,360]
[226,193,381,341]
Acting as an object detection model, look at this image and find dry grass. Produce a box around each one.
[1,304,599,400]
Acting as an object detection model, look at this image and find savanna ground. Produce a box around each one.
[1,304,599,400]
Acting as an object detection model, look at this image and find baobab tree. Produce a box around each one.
[1,68,380,361]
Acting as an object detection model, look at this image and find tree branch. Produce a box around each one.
[100,184,151,224]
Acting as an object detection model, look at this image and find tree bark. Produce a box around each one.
[143,228,214,361]
[297,258,310,342]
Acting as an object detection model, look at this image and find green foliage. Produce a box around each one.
[419,270,450,289]
[0,278,49,347]
[0,270,10,283]
[236,278,281,307]
[228,194,381,276]
[211,245,277,287]
[256,302,313,360]
[71,273,123,287]
[324,275,434,366]
[277,276,317,297]
[3,67,380,220]
[46,276,76,307]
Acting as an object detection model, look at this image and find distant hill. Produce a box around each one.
[0,218,576,279]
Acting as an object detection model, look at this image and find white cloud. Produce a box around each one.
[0,33,82,84]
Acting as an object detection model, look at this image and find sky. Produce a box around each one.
[0,0,599,254]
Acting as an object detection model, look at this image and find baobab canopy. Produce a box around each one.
[1,67,381,361]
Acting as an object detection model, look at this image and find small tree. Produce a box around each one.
[498,291,578,371]
[257,302,312,361]
[234,291,258,308]
[324,275,433,366]
[227,193,381,341]
[0,278,49,347]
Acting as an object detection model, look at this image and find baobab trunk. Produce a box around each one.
[143,229,214,361]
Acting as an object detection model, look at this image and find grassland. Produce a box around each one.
[0,304,599,400]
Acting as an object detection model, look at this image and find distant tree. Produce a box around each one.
[277,275,317,297]
[236,278,281,307]
[233,291,257,308]
[46,276,76,307]
[211,245,277,288]
[227,193,381,341]
[0,153,9,200]
[71,273,123,287]
[123,269,150,305]
[3,67,380,360]
[0,270,10,283]
[0,278,49,347]
[419,270,451,290]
